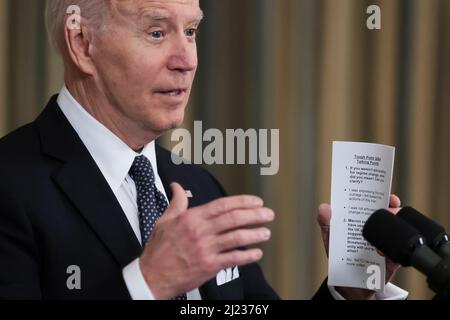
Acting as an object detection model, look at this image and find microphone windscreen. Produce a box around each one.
[397,207,447,248]
[363,209,424,266]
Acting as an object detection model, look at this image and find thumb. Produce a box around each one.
[166,182,189,216]
[317,204,332,256]
[317,204,332,231]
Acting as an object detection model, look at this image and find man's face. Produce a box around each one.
[90,0,202,136]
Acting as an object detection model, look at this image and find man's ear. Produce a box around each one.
[64,16,96,75]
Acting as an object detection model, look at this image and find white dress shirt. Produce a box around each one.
[57,86,201,300]
[328,283,408,300]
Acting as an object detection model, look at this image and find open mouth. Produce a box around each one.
[156,89,187,96]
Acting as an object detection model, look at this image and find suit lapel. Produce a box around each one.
[35,96,242,299]
[36,97,142,268]
[156,146,207,209]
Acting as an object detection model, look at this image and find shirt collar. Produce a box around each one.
[56,86,160,193]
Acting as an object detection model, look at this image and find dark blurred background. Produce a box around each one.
[1,0,449,299]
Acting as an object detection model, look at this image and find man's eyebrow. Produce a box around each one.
[193,10,204,24]
[141,9,204,24]
[142,11,170,21]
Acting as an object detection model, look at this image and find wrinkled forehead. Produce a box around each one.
[111,0,202,24]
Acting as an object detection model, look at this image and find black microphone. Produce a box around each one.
[363,209,450,297]
[397,207,450,258]
[363,209,440,272]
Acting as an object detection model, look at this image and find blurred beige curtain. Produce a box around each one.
[0,0,449,300]
[193,0,450,299]
[0,0,8,136]
[315,0,449,299]
[1,0,63,133]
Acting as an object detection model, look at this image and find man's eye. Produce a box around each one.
[150,31,164,39]
[185,28,197,37]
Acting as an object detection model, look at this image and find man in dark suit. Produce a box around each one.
[0,0,405,300]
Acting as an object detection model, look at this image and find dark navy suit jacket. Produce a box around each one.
[0,96,331,300]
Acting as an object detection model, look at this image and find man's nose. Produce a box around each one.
[167,36,198,73]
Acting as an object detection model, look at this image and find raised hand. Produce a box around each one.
[139,183,275,300]
[317,195,402,299]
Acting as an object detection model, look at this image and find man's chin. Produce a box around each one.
[150,117,185,135]
[167,113,185,129]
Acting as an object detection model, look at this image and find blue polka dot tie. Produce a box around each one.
[129,156,187,300]
[129,156,167,245]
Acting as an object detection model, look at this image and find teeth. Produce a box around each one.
[158,90,184,96]
[167,90,182,96]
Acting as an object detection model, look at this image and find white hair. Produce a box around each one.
[45,0,111,54]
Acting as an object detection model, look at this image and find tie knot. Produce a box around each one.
[129,155,155,186]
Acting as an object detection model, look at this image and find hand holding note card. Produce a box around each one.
[328,142,395,292]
